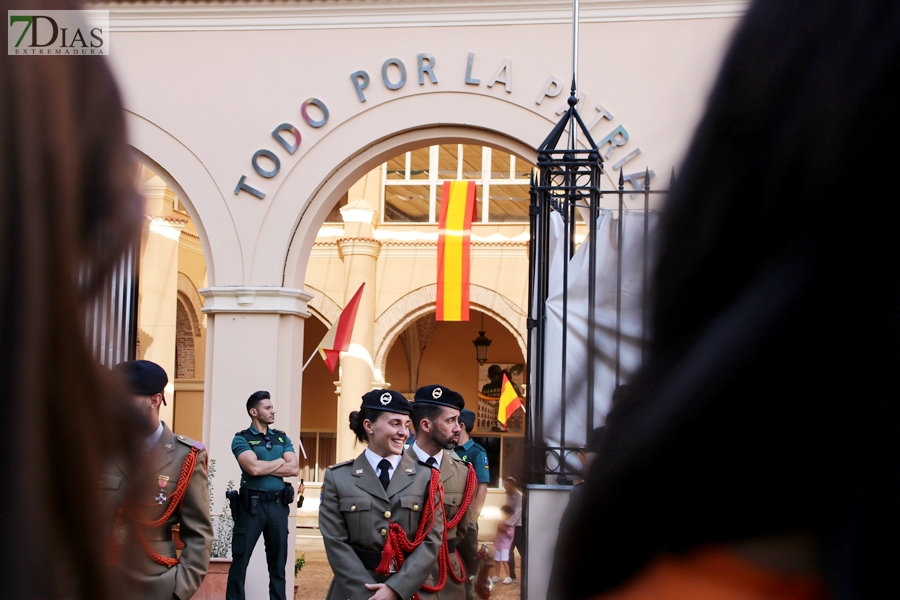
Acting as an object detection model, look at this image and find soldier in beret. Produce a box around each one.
[319,389,445,600]
[408,385,479,600]
[107,360,213,600]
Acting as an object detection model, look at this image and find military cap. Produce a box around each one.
[414,384,465,411]
[361,389,412,415]
[459,408,476,430]
[115,360,168,398]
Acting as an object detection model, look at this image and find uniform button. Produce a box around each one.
[351,506,356,511]
[413,504,419,511]
[384,511,391,519]
[380,528,387,536]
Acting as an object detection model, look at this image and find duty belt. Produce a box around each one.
[246,489,281,502]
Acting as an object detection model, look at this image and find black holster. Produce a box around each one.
[225,489,240,519]
[281,483,295,506]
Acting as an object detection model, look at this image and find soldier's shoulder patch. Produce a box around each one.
[329,459,354,470]
[175,434,200,448]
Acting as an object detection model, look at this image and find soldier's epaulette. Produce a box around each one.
[270,428,285,436]
[445,451,466,464]
[328,459,354,469]
[176,434,205,451]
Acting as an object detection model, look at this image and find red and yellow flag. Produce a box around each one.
[498,374,524,425]
[317,283,364,373]
[436,180,477,321]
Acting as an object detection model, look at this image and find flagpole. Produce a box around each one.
[300,350,317,372]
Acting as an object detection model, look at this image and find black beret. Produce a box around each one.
[361,389,412,415]
[459,408,476,429]
[115,360,168,396]
[414,384,465,411]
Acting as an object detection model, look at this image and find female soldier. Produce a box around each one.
[320,390,444,600]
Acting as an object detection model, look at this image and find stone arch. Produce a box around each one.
[175,297,196,379]
[177,272,204,333]
[373,284,527,380]
[304,284,342,328]
[275,92,554,289]
[126,111,240,285]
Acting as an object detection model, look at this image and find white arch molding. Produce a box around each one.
[373,284,527,381]
[126,111,241,286]
[275,92,555,289]
[304,284,341,328]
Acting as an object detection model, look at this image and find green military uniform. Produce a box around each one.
[319,451,445,600]
[105,423,213,600]
[227,425,295,600]
[407,447,478,600]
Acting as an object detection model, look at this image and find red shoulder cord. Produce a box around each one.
[424,463,478,589]
[375,467,442,600]
[110,447,203,567]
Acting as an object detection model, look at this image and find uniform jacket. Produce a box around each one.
[405,448,477,600]
[320,450,445,600]
[105,423,213,600]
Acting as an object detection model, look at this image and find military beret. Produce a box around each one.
[414,384,465,411]
[459,408,476,429]
[115,360,168,397]
[361,389,412,415]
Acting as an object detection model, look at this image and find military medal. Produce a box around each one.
[155,475,170,504]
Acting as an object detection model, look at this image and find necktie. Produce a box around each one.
[426,456,436,467]
[378,459,392,490]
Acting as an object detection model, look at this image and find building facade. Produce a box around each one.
[104,1,746,596]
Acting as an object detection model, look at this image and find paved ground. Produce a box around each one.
[295,530,521,600]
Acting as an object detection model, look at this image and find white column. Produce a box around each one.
[199,286,313,600]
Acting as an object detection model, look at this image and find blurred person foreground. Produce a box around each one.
[552,1,900,600]
[0,0,146,597]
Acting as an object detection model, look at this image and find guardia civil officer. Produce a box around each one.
[408,385,478,600]
[454,409,490,519]
[107,360,213,600]
[319,389,445,600]
[226,391,299,600]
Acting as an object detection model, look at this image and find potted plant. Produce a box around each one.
[293,553,306,599]
[194,459,235,600]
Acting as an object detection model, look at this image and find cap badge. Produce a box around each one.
[380,392,392,405]
[432,387,443,400]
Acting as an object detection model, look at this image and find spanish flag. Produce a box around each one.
[317,283,364,373]
[498,374,524,425]
[436,180,477,321]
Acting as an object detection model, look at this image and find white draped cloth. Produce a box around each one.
[535,209,658,476]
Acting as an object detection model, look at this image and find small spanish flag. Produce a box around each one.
[498,374,524,425]
[436,180,477,321]
[317,283,364,373]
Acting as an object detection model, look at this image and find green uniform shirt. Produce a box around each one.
[231,424,295,492]
[455,439,490,483]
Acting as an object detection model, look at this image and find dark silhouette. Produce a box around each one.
[0,0,145,596]
[554,1,900,598]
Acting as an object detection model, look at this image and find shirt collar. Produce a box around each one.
[145,421,164,449]
[364,448,402,474]
[412,441,443,467]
